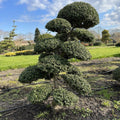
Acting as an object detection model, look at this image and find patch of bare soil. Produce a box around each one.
[0,57,120,120]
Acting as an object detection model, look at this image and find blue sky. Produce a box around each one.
[0,0,120,38]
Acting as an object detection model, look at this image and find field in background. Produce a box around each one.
[0,46,120,71]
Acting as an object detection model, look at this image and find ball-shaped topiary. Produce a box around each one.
[57,2,99,29]
[61,41,91,60]
[45,18,72,33]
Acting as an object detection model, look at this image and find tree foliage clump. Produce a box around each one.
[61,41,91,60]
[34,33,54,53]
[57,2,99,29]
[46,18,71,33]
[62,74,92,95]
[72,28,95,43]
[28,84,52,104]
[101,29,111,44]
[0,21,17,53]
[53,87,79,106]
[18,65,47,83]
[19,1,99,107]
[34,38,60,53]
[0,40,15,53]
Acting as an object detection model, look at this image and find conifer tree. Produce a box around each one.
[0,20,17,52]
[19,2,99,107]
[34,28,40,43]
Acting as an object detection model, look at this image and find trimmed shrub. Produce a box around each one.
[53,87,79,106]
[5,50,34,56]
[115,42,120,47]
[57,2,99,29]
[5,52,16,56]
[19,65,47,83]
[113,67,120,82]
[34,38,60,53]
[46,18,71,33]
[61,41,91,60]
[38,54,70,74]
[28,84,52,103]
[62,74,92,95]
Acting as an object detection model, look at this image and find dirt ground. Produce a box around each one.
[0,57,120,120]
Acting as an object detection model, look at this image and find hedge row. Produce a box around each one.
[4,50,34,56]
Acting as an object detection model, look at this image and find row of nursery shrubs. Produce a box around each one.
[5,50,34,56]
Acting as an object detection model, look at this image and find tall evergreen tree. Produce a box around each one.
[34,28,40,43]
[8,20,17,40]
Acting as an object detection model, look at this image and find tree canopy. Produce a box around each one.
[57,2,99,29]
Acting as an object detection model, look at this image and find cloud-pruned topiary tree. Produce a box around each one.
[19,2,99,107]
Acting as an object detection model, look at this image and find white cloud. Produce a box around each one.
[18,0,49,11]
[101,6,120,28]
[18,0,120,29]
[15,15,42,22]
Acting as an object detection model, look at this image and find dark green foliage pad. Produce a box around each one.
[45,18,71,33]
[18,65,47,83]
[57,2,99,28]
[34,38,60,53]
[53,87,79,106]
[62,74,92,95]
[28,84,52,103]
[38,54,70,74]
[61,41,91,60]
[72,28,95,43]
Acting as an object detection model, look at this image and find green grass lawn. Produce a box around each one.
[0,55,39,71]
[89,46,120,59]
[1,46,120,71]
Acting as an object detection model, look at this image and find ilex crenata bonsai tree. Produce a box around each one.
[19,2,99,107]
